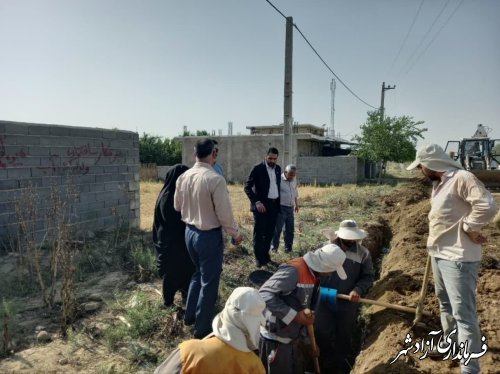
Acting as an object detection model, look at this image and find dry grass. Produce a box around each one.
[140,164,158,181]
[140,181,163,231]
[140,182,255,236]
[140,181,395,247]
[140,182,337,234]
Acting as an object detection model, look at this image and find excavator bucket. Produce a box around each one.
[471,170,500,190]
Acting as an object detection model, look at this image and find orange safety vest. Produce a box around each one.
[287,257,319,307]
[179,337,265,374]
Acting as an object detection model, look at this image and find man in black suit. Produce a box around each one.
[244,147,281,268]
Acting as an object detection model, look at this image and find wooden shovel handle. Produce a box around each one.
[336,294,433,316]
[304,309,321,374]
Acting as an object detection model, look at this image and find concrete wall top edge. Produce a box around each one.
[0,120,137,136]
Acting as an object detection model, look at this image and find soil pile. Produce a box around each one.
[353,182,500,374]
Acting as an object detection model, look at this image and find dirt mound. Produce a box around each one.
[362,217,392,261]
[353,183,500,374]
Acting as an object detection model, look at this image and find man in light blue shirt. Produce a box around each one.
[271,164,299,253]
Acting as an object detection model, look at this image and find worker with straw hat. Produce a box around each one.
[314,219,375,374]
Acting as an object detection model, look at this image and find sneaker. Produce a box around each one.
[284,248,292,253]
[270,246,278,252]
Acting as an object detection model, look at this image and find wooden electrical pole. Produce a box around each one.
[283,17,293,167]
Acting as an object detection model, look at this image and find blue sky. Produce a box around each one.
[1,0,498,148]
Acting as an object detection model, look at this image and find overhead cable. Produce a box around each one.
[265,0,377,109]
[399,0,451,75]
[405,0,465,74]
[389,0,425,74]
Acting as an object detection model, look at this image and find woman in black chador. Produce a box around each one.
[152,164,194,307]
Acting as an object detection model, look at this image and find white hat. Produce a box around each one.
[212,287,265,352]
[406,143,463,171]
[335,220,367,240]
[303,244,348,279]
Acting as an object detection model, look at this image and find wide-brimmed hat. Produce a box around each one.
[406,143,463,171]
[212,287,265,352]
[335,220,367,240]
[303,244,347,279]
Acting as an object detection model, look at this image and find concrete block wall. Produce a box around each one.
[179,135,284,183]
[296,156,365,184]
[0,120,140,244]
[157,165,172,180]
[177,135,365,185]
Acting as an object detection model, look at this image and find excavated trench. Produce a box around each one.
[343,217,393,372]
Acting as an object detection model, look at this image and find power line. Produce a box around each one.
[388,0,425,74]
[265,0,377,109]
[405,0,465,74]
[265,0,287,19]
[399,0,451,75]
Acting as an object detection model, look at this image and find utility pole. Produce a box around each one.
[283,17,293,167]
[380,81,396,121]
[330,78,336,137]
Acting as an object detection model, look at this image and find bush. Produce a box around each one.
[104,292,164,349]
[131,244,157,282]
[139,133,181,165]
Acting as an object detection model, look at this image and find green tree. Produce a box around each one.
[163,137,182,165]
[139,133,182,165]
[181,129,210,136]
[353,111,427,182]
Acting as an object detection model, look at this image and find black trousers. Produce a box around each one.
[259,337,309,374]
[314,300,359,373]
[156,243,195,306]
[252,199,280,266]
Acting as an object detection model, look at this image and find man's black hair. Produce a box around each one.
[195,138,217,158]
[267,147,279,155]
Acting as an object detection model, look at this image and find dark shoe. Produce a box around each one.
[256,260,262,268]
[194,330,211,339]
[184,319,195,326]
[270,246,278,252]
[284,248,292,253]
[267,260,280,268]
[427,346,450,360]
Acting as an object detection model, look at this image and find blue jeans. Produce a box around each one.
[431,257,481,374]
[272,205,294,251]
[184,225,224,338]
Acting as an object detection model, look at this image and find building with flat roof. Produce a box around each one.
[175,123,365,184]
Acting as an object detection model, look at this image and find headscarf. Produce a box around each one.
[152,164,189,247]
[212,287,266,352]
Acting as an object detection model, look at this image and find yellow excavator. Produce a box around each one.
[445,124,500,189]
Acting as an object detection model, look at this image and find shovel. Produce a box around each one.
[303,308,320,374]
[320,287,433,316]
[413,255,432,327]
[249,270,432,316]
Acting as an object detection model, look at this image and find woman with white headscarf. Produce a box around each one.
[154,287,266,374]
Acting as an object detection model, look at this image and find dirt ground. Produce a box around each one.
[0,181,498,373]
[353,181,500,374]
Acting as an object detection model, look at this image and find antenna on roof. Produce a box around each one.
[330,79,336,137]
